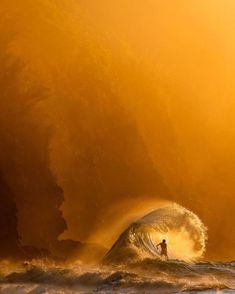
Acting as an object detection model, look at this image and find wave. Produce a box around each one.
[0,204,233,293]
[103,203,207,264]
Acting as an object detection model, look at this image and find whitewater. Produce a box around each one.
[0,204,234,293]
[0,260,234,293]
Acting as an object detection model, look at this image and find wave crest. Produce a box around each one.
[103,203,207,264]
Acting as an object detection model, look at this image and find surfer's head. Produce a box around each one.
[163,239,166,243]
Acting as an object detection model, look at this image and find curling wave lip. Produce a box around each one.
[103,203,207,264]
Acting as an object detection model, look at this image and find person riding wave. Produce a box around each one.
[157,239,168,260]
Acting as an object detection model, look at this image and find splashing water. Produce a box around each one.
[0,206,234,293]
[104,203,207,264]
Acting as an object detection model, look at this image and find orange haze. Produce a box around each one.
[0,0,235,260]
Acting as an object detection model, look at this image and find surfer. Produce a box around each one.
[157,239,168,260]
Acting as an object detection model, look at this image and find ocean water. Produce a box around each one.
[0,205,233,293]
[0,259,234,293]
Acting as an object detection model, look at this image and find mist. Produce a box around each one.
[0,0,235,260]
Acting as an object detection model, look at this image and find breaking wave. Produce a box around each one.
[103,203,207,264]
[0,205,234,293]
